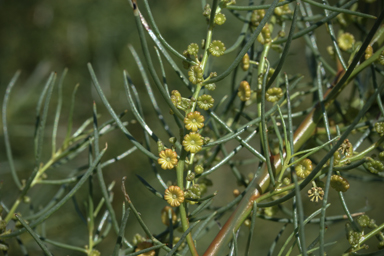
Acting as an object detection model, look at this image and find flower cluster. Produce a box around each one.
[164,186,185,207]
[365,45,373,59]
[375,122,384,136]
[241,53,250,71]
[251,9,265,27]
[338,32,355,51]
[330,175,350,192]
[209,40,226,57]
[257,23,272,44]
[378,50,384,66]
[184,111,205,132]
[197,94,214,110]
[364,157,384,174]
[295,159,313,179]
[347,230,362,246]
[158,149,178,170]
[205,83,216,91]
[194,164,204,175]
[184,184,202,205]
[187,43,199,56]
[188,65,203,84]
[182,132,203,153]
[214,13,226,25]
[238,81,251,102]
[266,87,283,103]
[273,1,291,16]
[338,139,353,157]
[308,187,324,202]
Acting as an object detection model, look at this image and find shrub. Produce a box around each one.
[1,0,384,255]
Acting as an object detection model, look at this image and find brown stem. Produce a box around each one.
[203,70,345,256]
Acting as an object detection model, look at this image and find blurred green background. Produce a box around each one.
[1,0,383,255]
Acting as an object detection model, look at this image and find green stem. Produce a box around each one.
[176,151,199,256]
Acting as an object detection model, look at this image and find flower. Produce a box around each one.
[379,50,384,65]
[338,138,353,157]
[161,206,177,226]
[187,43,199,56]
[164,186,185,207]
[251,9,265,27]
[157,140,164,152]
[308,187,324,202]
[184,184,202,204]
[188,65,203,84]
[182,132,203,153]
[365,158,384,174]
[194,164,204,175]
[294,159,313,179]
[338,32,355,51]
[330,175,350,192]
[266,87,283,102]
[241,53,250,71]
[214,13,226,25]
[171,90,182,107]
[184,111,205,132]
[375,122,384,136]
[347,231,361,246]
[158,149,178,170]
[209,40,226,57]
[203,4,211,17]
[357,215,370,228]
[197,94,214,110]
[238,81,251,101]
[365,45,373,60]
[135,241,155,256]
[205,83,216,91]
[380,151,384,161]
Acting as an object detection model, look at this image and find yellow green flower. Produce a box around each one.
[209,40,226,57]
[188,65,203,84]
[203,4,211,17]
[194,164,204,175]
[330,175,350,192]
[376,122,384,136]
[182,132,203,153]
[365,45,373,60]
[164,186,185,207]
[171,90,182,107]
[214,13,226,25]
[379,50,384,66]
[266,87,283,102]
[338,32,355,51]
[187,43,199,56]
[238,81,251,101]
[205,83,216,91]
[294,159,313,179]
[197,94,214,110]
[184,111,205,132]
[241,53,250,71]
[160,206,177,226]
[251,9,265,27]
[158,149,178,170]
[308,187,324,202]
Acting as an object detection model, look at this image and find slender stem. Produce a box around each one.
[175,151,199,256]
